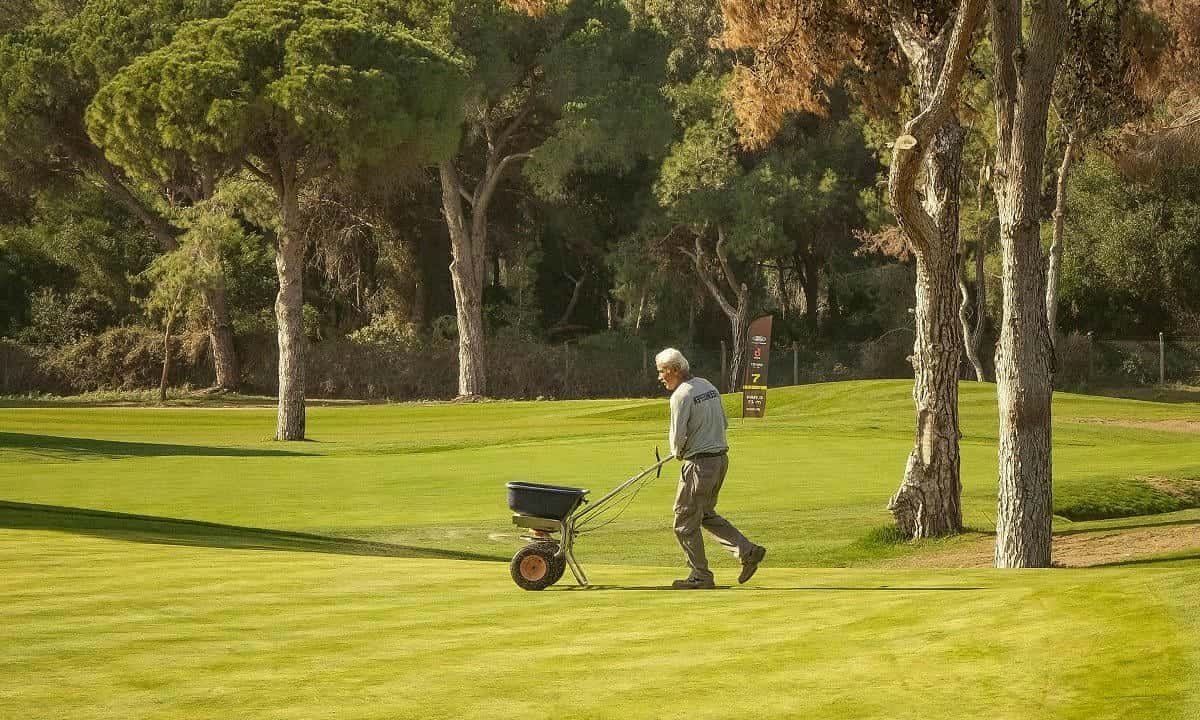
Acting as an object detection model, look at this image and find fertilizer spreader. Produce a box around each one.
[506,450,673,590]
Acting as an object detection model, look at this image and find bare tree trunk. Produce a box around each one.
[728,289,751,394]
[990,0,1067,568]
[159,306,178,405]
[883,0,983,538]
[554,272,586,328]
[1046,131,1076,350]
[681,227,751,393]
[635,291,646,332]
[959,222,988,381]
[275,170,306,441]
[439,161,487,398]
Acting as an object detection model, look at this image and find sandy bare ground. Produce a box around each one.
[884,523,1200,569]
[1075,417,1200,433]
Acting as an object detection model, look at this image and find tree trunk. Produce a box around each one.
[728,290,750,394]
[990,0,1066,568]
[275,176,306,441]
[894,242,965,535]
[554,272,586,328]
[439,161,487,398]
[159,308,177,405]
[889,118,967,538]
[884,0,984,538]
[202,278,239,391]
[799,252,820,334]
[1046,131,1076,351]
[959,224,988,381]
[681,228,751,393]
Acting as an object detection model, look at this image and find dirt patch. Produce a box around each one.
[882,522,1200,568]
[1053,525,1200,566]
[1076,417,1200,433]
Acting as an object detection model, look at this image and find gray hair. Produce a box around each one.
[655,347,690,374]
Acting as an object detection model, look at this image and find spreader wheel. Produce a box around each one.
[510,542,564,590]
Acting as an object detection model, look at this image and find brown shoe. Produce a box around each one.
[738,545,767,584]
[671,575,716,590]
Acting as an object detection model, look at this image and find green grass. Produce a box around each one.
[2,380,1200,718]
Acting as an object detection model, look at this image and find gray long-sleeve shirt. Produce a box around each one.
[668,376,728,460]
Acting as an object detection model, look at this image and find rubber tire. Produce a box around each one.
[511,542,564,590]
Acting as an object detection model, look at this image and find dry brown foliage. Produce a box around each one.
[854,225,912,261]
[503,0,554,17]
[1109,0,1200,179]
[719,0,901,146]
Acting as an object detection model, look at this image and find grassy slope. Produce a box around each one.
[2,381,1199,566]
[2,381,1200,718]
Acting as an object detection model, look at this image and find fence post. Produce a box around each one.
[792,341,798,386]
[1160,331,1165,387]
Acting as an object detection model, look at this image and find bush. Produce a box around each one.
[41,326,211,392]
[0,339,65,395]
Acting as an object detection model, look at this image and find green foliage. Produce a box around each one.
[86,0,468,189]
[1058,154,1200,335]
[526,0,673,198]
[0,0,233,179]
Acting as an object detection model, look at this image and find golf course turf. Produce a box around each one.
[2,379,1198,718]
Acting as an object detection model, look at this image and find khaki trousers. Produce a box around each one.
[673,454,753,580]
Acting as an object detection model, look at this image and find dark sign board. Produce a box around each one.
[741,314,773,418]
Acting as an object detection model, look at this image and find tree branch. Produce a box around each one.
[95,161,180,252]
[494,104,534,155]
[681,237,737,320]
[242,159,272,186]
[888,0,986,256]
[714,225,743,297]
[474,152,532,225]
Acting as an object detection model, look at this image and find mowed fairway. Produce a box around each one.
[2,380,1200,718]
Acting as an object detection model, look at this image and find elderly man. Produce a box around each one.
[655,347,766,589]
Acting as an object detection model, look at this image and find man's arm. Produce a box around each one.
[669,389,691,459]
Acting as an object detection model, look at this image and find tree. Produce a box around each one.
[434,0,671,398]
[989,0,1069,568]
[0,0,244,389]
[88,0,466,438]
[1045,0,1164,346]
[720,0,984,538]
[883,0,985,538]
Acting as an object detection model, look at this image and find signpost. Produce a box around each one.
[741,315,773,418]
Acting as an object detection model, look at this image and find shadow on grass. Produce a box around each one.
[0,501,506,562]
[1094,550,1200,567]
[561,584,988,592]
[0,432,313,459]
[1055,517,1200,536]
